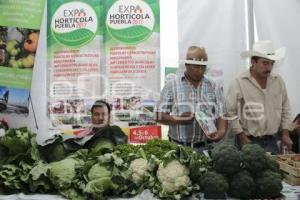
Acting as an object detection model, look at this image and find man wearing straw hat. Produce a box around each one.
[156,46,227,151]
[226,40,293,154]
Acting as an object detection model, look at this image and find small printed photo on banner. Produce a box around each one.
[66,99,85,114]
[48,100,65,114]
[122,97,130,110]
[114,111,131,122]
[0,26,39,69]
[0,86,29,114]
[50,114,91,128]
[129,112,156,126]
[110,98,157,126]
[49,116,90,135]
[48,99,97,132]
[111,97,122,110]
[80,115,92,124]
[142,99,155,112]
[52,115,81,125]
[123,96,142,110]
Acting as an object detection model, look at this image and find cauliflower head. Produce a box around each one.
[129,158,149,184]
[157,160,191,194]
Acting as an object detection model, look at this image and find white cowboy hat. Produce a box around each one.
[241,40,286,61]
[183,46,210,65]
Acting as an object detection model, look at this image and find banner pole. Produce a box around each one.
[29,94,39,130]
[247,0,255,47]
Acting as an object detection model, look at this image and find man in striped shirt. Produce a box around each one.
[156,46,227,151]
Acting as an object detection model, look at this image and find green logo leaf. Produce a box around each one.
[52,29,95,47]
[107,26,151,45]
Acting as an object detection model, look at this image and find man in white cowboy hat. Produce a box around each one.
[226,40,293,154]
[156,46,227,152]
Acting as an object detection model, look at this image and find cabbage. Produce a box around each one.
[87,163,111,181]
[89,138,115,154]
[84,177,118,195]
[0,127,40,163]
[48,158,77,189]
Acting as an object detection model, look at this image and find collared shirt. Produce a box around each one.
[156,73,225,143]
[226,70,292,137]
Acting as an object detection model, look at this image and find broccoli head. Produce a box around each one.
[211,144,241,175]
[241,144,268,175]
[255,170,283,199]
[200,171,229,199]
[228,170,255,199]
[266,155,281,172]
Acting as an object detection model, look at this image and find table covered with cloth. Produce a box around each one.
[1,182,299,200]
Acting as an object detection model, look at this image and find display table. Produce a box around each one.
[281,182,300,200]
[1,182,300,200]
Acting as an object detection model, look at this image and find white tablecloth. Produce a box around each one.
[1,182,299,200]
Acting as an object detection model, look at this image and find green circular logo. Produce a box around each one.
[51,2,98,47]
[106,0,155,45]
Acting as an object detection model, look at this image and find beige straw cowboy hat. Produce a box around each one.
[183,46,210,65]
[241,40,286,61]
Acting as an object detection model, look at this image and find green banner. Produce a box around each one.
[47,0,103,133]
[0,0,45,114]
[0,68,33,89]
[103,0,160,127]
[0,0,45,29]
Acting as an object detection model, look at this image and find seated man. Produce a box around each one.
[41,100,128,161]
[290,114,300,153]
[82,100,128,148]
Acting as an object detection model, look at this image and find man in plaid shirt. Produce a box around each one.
[156,46,227,151]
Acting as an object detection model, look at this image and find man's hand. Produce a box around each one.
[207,117,227,141]
[206,130,225,141]
[238,131,250,147]
[281,130,293,153]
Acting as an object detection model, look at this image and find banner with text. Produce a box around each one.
[0,0,45,115]
[104,0,160,128]
[129,125,161,144]
[47,0,103,134]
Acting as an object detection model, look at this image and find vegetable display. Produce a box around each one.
[0,128,284,199]
[200,143,283,199]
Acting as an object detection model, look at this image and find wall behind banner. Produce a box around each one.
[177,0,300,117]
[254,0,300,117]
[177,0,247,93]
